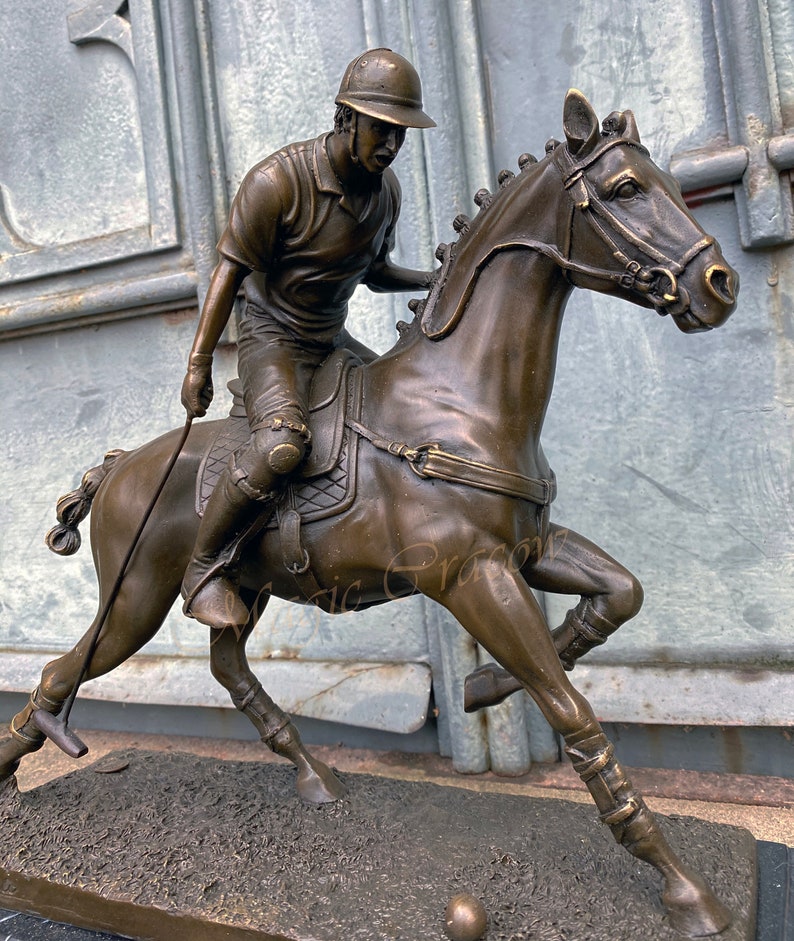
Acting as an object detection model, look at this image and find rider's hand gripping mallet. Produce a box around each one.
[32,417,194,758]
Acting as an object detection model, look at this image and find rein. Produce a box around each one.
[422,138,713,341]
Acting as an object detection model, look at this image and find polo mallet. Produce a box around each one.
[33,417,194,758]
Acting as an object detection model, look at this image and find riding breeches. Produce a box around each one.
[233,311,331,497]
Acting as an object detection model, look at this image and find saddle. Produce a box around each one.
[196,349,362,529]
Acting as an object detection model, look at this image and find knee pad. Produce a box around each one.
[266,439,304,474]
[231,422,309,497]
[260,422,309,474]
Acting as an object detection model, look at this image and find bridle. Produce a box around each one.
[552,137,714,315]
[421,135,716,340]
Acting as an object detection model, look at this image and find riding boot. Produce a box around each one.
[551,597,618,670]
[181,472,274,630]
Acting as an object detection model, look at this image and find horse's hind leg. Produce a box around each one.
[0,687,60,786]
[209,609,346,804]
[437,562,730,937]
[0,575,179,786]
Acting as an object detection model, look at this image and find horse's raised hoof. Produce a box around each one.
[463,663,522,713]
[663,868,732,937]
[296,760,347,805]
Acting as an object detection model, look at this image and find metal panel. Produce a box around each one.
[3,0,789,771]
[2,652,432,734]
[0,0,236,335]
[669,0,794,246]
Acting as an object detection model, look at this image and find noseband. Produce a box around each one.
[554,138,713,314]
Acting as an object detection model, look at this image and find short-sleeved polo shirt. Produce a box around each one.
[217,132,402,345]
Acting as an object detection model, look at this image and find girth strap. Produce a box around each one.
[345,417,556,506]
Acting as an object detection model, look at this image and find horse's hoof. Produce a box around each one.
[463,663,522,713]
[663,871,732,937]
[0,759,20,798]
[296,762,347,805]
[0,738,24,784]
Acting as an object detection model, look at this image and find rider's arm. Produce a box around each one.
[181,161,283,418]
[364,174,434,294]
[181,257,249,418]
[191,257,248,356]
[365,259,435,293]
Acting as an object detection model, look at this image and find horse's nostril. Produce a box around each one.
[704,265,735,305]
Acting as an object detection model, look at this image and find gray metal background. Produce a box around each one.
[0,0,791,775]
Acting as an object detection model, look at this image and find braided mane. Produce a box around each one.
[412,109,638,340]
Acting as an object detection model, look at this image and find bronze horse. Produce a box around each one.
[1,91,738,935]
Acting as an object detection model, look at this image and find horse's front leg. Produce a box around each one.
[464,523,643,711]
[433,558,730,937]
[209,609,345,804]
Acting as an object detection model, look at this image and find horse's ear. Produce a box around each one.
[602,109,642,144]
[563,89,600,156]
[622,109,641,143]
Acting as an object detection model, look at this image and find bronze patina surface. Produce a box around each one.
[0,751,756,941]
[0,69,741,936]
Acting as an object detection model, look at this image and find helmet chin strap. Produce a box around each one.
[348,110,359,166]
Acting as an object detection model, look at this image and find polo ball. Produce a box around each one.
[444,892,487,941]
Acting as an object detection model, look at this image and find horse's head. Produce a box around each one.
[556,90,738,332]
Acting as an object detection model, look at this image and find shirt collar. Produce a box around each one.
[313,132,344,196]
[313,131,381,219]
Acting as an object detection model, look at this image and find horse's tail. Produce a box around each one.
[45,449,126,556]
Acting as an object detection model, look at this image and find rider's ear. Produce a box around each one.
[563,89,600,157]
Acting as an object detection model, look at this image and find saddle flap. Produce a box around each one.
[304,349,357,477]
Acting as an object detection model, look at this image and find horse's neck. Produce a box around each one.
[365,160,573,476]
[436,250,568,445]
[367,251,570,477]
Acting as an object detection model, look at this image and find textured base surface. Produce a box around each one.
[0,749,757,941]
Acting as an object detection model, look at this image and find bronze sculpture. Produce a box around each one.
[0,64,739,936]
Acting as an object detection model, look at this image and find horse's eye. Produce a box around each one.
[615,180,640,199]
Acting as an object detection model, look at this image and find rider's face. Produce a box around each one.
[354,115,406,175]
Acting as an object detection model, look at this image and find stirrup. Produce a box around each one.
[181,558,229,617]
[181,560,251,630]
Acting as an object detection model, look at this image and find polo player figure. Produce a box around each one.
[180,48,436,632]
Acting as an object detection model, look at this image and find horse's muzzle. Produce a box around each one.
[671,252,739,333]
